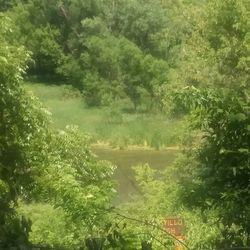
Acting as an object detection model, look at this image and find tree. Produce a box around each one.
[177,0,250,89]
[0,14,46,248]
[166,0,250,247]
[7,0,181,109]
[0,13,116,249]
[0,0,15,11]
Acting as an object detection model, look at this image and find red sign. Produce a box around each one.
[164,218,184,237]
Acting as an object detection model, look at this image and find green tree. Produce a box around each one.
[0,14,46,248]
[177,88,250,248]
[165,0,250,247]
[7,0,186,109]
[0,12,117,249]
[178,0,250,89]
[0,0,15,11]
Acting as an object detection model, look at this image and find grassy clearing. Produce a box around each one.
[24,82,184,149]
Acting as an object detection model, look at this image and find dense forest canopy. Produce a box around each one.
[0,0,249,249]
[4,0,200,108]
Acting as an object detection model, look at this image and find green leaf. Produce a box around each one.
[232,167,236,176]
[0,56,7,63]
[238,148,249,153]
[229,113,247,122]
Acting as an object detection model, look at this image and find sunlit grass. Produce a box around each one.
[24,82,183,149]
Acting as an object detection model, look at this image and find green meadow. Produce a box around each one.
[24,82,183,150]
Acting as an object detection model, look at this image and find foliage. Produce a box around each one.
[178,89,250,248]
[0,13,46,249]
[160,0,250,247]
[37,126,115,224]
[1,0,250,248]
[177,0,250,89]
[0,12,117,249]
[117,163,223,249]
[18,203,81,249]
[150,1,250,248]
[5,0,195,109]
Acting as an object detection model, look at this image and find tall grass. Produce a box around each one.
[24,82,183,149]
